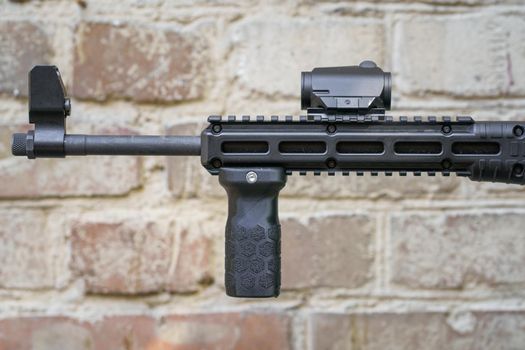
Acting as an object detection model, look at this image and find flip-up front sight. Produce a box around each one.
[12,65,70,158]
[301,60,391,115]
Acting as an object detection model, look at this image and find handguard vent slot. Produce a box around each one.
[452,142,500,155]
[394,142,442,154]
[221,141,269,153]
[279,141,326,154]
[337,141,384,154]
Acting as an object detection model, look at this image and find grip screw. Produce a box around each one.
[246,171,258,183]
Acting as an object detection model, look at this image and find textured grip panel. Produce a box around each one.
[225,224,281,297]
[219,167,286,298]
[11,133,27,156]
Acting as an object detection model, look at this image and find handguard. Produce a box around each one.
[11,61,525,298]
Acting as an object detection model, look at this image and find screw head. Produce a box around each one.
[326,158,337,169]
[442,159,452,169]
[442,125,452,134]
[513,125,524,137]
[246,171,258,184]
[327,124,337,134]
[212,124,222,134]
[513,164,524,177]
[211,159,222,168]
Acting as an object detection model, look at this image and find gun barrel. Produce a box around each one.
[12,134,201,157]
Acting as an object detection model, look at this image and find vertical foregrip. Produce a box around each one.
[219,167,287,298]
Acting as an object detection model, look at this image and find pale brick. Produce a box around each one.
[229,16,385,97]
[0,209,57,289]
[283,173,460,199]
[166,122,225,199]
[310,311,525,350]
[159,313,291,350]
[390,211,525,289]
[0,21,53,96]
[282,214,375,289]
[0,316,157,350]
[73,22,207,102]
[0,313,290,350]
[395,13,525,97]
[0,125,141,198]
[70,214,213,293]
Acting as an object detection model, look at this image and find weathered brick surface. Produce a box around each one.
[0,21,53,96]
[229,17,385,97]
[310,311,525,350]
[0,209,57,289]
[390,211,525,289]
[0,125,141,198]
[395,13,525,97]
[283,174,460,199]
[0,313,290,350]
[159,313,291,349]
[73,22,207,102]
[282,214,375,289]
[166,122,225,198]
[70,215,213,294]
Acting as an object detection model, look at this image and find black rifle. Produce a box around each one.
[11,61,525,298]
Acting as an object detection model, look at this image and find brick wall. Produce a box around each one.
[1,0,525,349]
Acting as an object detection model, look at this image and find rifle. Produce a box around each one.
[11,61,525,298]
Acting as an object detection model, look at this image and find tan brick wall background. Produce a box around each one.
[1,0,525,349]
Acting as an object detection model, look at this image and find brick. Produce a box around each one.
[281,214,375,289]
[158,313,291,350]
[229,16,385,97]
[73,22,207,102]
[70,214,213,293]
[0,316,157,350]
[395,13,525,97]
[166,122,225,199]
[0,125,141,198]
[283,174,459,199]
[0,312,290,350]
[0,21,53,96]
[0,209,57,289]
[310,311,525,350]
[390,211,525,289]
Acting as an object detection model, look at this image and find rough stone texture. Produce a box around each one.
[70,215,213,294]
[0,21,53,97]
[395,13,525,97]
[159,313,291,349]
[0,313,290,350]
[229,16,385,97]
[0,209,56,289]
[282,214,375,289]
[166,122,225,199]
[0,125,141,198]
[73,22,207,102]
[283,173,460,199]
[390,211,525,289]
[310,311,525,350]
